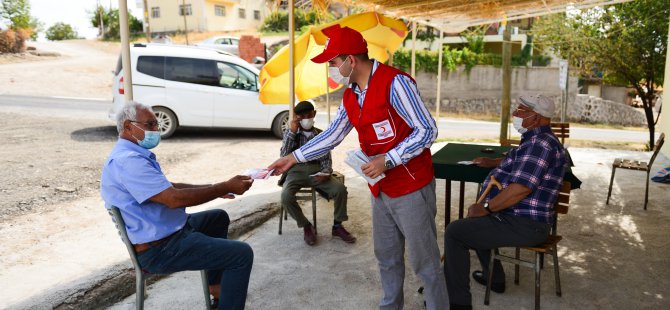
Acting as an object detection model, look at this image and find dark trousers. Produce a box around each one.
[443,213,550,306]
[137,209,253,310]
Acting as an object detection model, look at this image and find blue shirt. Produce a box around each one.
[483,126,566,224]
[100,139,185,244]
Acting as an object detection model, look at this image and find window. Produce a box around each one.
[215,5,225,17]
[253,10,260,20]
[165,57,218,86]
[137,56,165,79]
[238,8,246,19]
[151,7,160,18]
[217,62,258,91]
[179,4,192,16]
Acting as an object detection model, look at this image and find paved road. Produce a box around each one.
[0,94,650,142]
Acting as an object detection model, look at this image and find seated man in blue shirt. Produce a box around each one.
[101,101,254,310]
[444,95,567,310]
[278,101,353,246]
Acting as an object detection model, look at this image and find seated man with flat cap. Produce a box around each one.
[279,100,354,246]
[443,94,567,310]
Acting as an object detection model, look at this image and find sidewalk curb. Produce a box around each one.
[19,203,280,310]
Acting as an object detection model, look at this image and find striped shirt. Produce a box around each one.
[293,59,437,166]
[280,127,332,173]
[483,126,567,224]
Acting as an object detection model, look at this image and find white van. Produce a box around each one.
[110,43,288,138]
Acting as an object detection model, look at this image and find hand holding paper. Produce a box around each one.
[243,168,275,180]
[344,149,385,186]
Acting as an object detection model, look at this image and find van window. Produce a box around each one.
[165,57,219,86]
[137,56,165,79]
[217,62,259,91]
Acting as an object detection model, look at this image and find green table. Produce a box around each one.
[432,143,511,225]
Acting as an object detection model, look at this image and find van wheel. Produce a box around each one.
[154,107,178,138]
[271,111,289,139]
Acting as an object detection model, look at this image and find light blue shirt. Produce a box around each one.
[100,139,185,244]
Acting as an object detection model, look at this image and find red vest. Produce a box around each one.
[342,63,434,198]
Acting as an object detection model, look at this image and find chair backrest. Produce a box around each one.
[551,122,570,144]
[648,132,665,170]
[108,206,143,271]
[551,181,572,235]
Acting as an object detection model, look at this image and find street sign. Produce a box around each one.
[559,60,568,90]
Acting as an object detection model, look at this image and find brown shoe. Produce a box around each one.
[303,224,316,246]
[332,226,356,243]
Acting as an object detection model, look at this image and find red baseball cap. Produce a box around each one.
[311,25,368,63]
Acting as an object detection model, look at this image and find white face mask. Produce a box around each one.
[328,57,353,85]
[512,116,528,134]
[300,118,315,130]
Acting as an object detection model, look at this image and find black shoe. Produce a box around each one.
[450,304,472,310]
[472,270,506,293]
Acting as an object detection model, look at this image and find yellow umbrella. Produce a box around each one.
[259,12,408,104]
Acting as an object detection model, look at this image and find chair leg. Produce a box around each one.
[552,247,562,297]
[136,271,145,310]
[534,252,541,310]
[644,171,650,210]
[312,190,317,235]
[200,270,211,310]
[606,167,617,205]
[514,247,520,285]
[484,248,496,305]
[278,205,284,235]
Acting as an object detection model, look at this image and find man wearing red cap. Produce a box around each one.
[269,26,448,309]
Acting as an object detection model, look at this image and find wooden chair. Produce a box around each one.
[484,181,572,310]
[502,122,570,147]
[108,206,211,310]
[278,171,345,235]
[606,132,665,210]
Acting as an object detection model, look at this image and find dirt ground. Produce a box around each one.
[1,40,669,310]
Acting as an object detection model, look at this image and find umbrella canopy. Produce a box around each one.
[259,12,408,104]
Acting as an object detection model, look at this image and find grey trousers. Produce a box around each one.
[372,179,448,310]
[281,164,348,228]
[444,213,550,306]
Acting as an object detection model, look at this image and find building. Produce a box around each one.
[145,0,272,33]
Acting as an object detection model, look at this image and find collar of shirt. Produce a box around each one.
[351,59,379,107]
[521,125,553,140]
[117,138,157,160]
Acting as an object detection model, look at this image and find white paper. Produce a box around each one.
[243,168,274,180]
[309,172,330,177]
[344,149,385,186]
[457,161,476,165]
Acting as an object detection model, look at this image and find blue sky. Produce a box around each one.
[29,0,143,40]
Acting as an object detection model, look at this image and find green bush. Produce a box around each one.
[45,22,79,40]
[260,10,333,33]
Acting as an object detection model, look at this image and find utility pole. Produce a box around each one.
[97,0,105,38]
[182,0,189,45]
[500,19,512,144]
[143,0,151,42]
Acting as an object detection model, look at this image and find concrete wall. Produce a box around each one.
[602,85,627,104]
[658,18,670,158]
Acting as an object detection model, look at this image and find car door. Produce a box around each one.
[213,61,269,128]
[163,57,217,127]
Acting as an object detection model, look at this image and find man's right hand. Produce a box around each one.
[269,154,298,175]
[225,175,254,195]
[290,117,300,133]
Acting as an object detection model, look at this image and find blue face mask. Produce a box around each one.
[132,123,161,149]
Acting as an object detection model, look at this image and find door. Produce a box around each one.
[213,61,269,128]
[163,57,217,127]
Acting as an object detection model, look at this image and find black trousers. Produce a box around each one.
[443,213,550,305]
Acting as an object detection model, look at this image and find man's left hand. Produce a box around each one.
[312,175,330,183]
[467,203,488,218]
[361,156,387,179]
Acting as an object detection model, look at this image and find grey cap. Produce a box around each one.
[518,95,555,118]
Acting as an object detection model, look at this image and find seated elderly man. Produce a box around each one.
[100,101,254,310]
[279,100,354,246]
[443,95,567,310]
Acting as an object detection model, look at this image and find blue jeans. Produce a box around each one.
[137,209,253,310]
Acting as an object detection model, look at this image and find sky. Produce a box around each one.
[29,0,143,41]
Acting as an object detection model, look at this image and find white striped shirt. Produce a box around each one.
[293,60,438,166]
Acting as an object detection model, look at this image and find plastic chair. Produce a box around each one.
[107,206,211,310]
[607,133,665,210]
[484,181,571,310]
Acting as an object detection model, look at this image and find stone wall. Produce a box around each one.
[570,95,647,126]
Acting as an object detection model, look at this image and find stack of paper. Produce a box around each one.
[344,149,385,186]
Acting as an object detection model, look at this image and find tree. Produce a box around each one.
[531,0,669,148]
[89,7,142,41]
[0,0,41,39]
[45,22,78,41]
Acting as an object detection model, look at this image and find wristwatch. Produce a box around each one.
[483,202,492,214]
[384,157,395,169]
